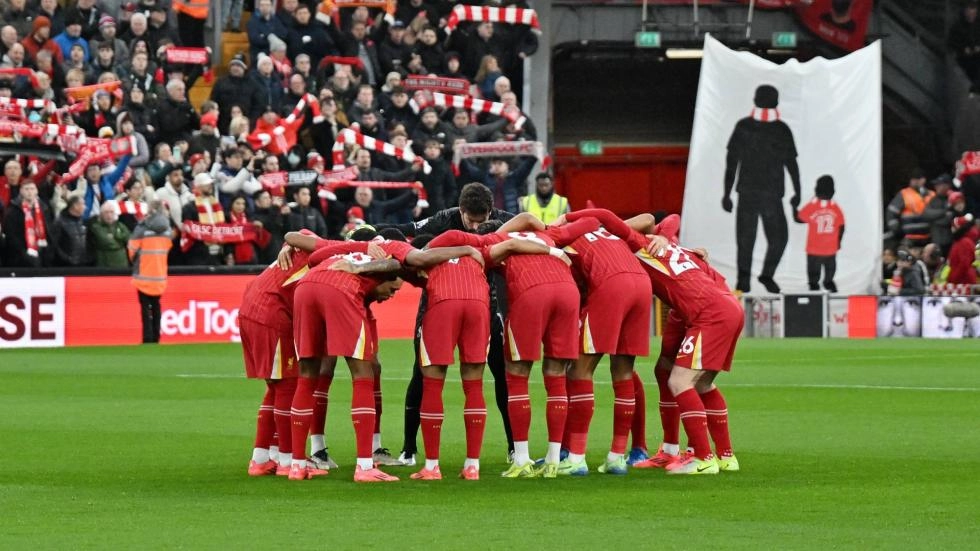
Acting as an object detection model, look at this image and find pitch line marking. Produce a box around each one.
[174,374,980,392]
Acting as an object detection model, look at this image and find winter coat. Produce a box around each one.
[89,218,132,268]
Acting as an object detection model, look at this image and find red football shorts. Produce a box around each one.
[580,272,652,357]
[420,299,491,366]
[505,282,580,362]
[670,294,744,372]
[240,317,299,379]
[293,282,374,361]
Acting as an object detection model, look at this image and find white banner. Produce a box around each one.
[682,35,882,295]
[0,277,65,348]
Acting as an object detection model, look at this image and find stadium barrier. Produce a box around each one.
[742,294,980,339]
[0,272,423,348]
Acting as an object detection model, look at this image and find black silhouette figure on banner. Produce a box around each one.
[722,84,801,293]
[793,175,846,293]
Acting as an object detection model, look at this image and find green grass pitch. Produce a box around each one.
[2,338,980,549]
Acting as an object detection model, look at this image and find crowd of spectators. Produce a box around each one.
[883,170,979,294]
[0,0,543,269]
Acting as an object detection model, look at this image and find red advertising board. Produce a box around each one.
[2,275,422,348]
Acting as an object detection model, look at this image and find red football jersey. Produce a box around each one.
[544,217,646,288]
[430,229,574,300]
[239,238,330,328]
[303,241,381,298]
[568,209,733,324]
[797,198,844,256]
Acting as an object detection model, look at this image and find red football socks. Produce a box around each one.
[565,378,595,455]
[655,368,680,445]
[273,377,297,454]
[505,371,531,441]
[674,388,712,460]
[630,371,648,451]
[311,374,332,438]
[543,374,568,444]
[462,379,486,460]
[419,376,446,461]
[254,384,275,449]
[699,387,734,457]
[611,379,635,455]
[373,374,383,434]
[290,376,316,461]
[351,377,376,459]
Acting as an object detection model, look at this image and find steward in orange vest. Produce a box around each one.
[128,202,173,343]
[886,169,935,245]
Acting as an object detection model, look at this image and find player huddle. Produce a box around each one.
[239,183,743,483]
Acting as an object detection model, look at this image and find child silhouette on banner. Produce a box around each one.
[793,175,845,293]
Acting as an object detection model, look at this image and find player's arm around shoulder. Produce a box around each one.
[406,245,485,268]
[496,212,545,234]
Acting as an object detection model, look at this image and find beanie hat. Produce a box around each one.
[99,14,116,28]
[65,9,85,27]
[952,213,974,232]
[200,111,218,127]
[307,152,324,168]
[32,15,51,34]
[267,33,287,52]
[948,191,966,205]
[229,53,247,70]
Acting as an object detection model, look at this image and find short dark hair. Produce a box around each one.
[754,84,779,109]
[477,220,503,235]
[348,226,379,241]
[412,233,435,249]
[379,228,408,242]
[66,195,84,209]
[535,172,552,181]
[815,175,835,199]
[458,182,492,215]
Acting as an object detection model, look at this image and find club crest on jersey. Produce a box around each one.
[336,252,374,265]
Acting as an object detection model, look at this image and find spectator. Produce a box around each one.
[498,91,537,141]
[21,16,63,65]
[216,148,261,212]
[3,0,35,43]
[116,112,151,169]
[889,249,926,296]
[71,0,102,42]
[357,109,388,144]
[251,189,287,263]
[90,201,132,268]
[349,185,418,225]
[924,175,956,255]
[419,138,456,217]
[441,50,465,79]
[221,0,246,33]
[116,177,151,231]
[396,0,438,29]
[347,83,379,124]
[155,78,199,145]
[326,65,356,112]
[210,54,262,132]
[285,185,327,235]
[2,181,52,267]
[447,107,507,144]
[33,50,64,97]
[276,0,299,29]
[91,15,129,67]
[474,55,503,100]
[948,214,979,285]
[146,141,176,189]
[187,111,222,160]
[170,0,206,48]
[411,25,444,75]
[461,155,537,214]
[0,158,25,206]
[342,20,381,87]
[287,3,335,69]
[36,0,64,37]
[949,0,980,82]
[886,169,934,247]
[463,22,503,79]
[90,42,119,82]
[80,90,119,136]
[50,196,89,267]
[0,25,17,59]
[156,163,194,225]
[76,155,132,220]
[122,52,162,106]
[62,43,94,84]
[411,107,451,155]
[54,10,89,62]
[181,173,225,265]
[380,86,419,135]
[251,53,285,112]
[881,248,897,292]
[292,53,320,93]
[248,0,288,67]
[519,172,568,224]
[128,200,172,343]
[310,93,347,158]
[378,20,411,76]
[121,13,151,51]
[921,242,946,284]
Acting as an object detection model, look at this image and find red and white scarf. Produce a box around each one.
[179,220,271,253]
[194,194,225,224]
[445,5,540,35]
[22,199,47,257]
[412,91,526,129]
[115,200,148,221]
[331,127,430,173]
[750,108,780,122]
